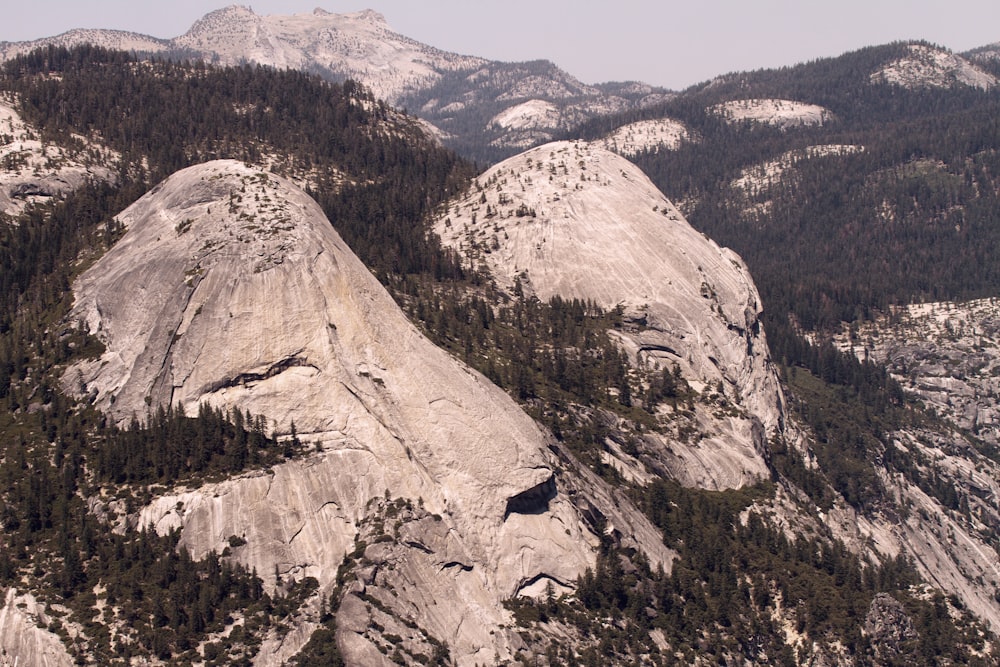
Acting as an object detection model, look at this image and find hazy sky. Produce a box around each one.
[5,1,1000,90]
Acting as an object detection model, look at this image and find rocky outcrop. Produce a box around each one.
[62,159,615,663]
[0,98,117,218]
[834,298,1000,447]
[872,44,997,90]
[0,589,74,667]
[598,118,693,157]
[433,141,785,489]
[709,99,834,129]
[863,593,919,664]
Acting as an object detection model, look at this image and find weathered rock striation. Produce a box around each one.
[434,141,785,488]
[61,159,678,664]
[0,589,74,667]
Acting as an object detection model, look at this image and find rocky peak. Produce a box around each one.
[187,4,256,27]
[175,5,261,51]
[169,6,484,104]
[62,159,678,662]
[433,141,785,488]
[353,8,388,24]
[872,43,998,90]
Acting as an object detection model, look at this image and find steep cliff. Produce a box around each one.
[62,159,674,664]
[0,589,74,667]
[433,141,785,489]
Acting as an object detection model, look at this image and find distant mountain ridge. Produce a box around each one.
[0,4,671,161]
[0,28,170,55]
[4,9,998,163]
[0,6,480,102]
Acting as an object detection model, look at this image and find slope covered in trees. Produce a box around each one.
[2,45,474,279]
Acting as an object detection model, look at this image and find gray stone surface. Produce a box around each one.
[64,160,614,664]
[434,141,785,489]
[0,589,74,667]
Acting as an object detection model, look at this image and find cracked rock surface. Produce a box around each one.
[65,160,605,664]
[434,141,785,488]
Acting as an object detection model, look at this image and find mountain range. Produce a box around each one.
[0,5,672,162]
[1,6,1000,666]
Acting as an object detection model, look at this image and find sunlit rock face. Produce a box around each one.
[434,141,786,489]
[65,159,604,663]
[0,589,74,667]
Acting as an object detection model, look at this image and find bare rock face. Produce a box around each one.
[65,160,604,663]
[709,99,834,129]
[433,141,785,488]
[834,298,1000,448]
[826,300,1000,629]
[0,589,74,667]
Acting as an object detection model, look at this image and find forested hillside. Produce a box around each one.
[576,42,1000,333]
[0,47,472,664]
